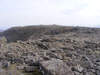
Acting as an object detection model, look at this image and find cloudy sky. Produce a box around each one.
[0,0,100,29]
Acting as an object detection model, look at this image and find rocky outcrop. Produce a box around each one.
[40,58,74,75]
[1,26,100,75]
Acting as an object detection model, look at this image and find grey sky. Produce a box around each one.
[0,0,100,29]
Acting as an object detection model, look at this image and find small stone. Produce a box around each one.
[16,66,24,70]
[96,62,100,66]
[74,71,80,75]
[95,66,100,71]
[85,72,95,75]
[72,64,84,73]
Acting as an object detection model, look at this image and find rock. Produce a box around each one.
[0,62,4,72]
[37,42,48,50]
[71,64,84,73]
[16,66,24,70]
[88,69,95,73]
[96,61,100,66]
[74,71,80,75]
[85,72,95,75]
[2,60,10,68]
[0,37,7,44]
[96,70,100,75]
[95,66,100,71]
[80,56,94,68]
[24,66,35,72]
[40,58,74,75]
[42,56,50,61]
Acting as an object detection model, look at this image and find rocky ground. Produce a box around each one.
[0,26,100,75]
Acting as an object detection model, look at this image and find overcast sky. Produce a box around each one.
[0,0,100,29]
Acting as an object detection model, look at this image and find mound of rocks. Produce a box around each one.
[40,58,74,75]
[0,35,100,75]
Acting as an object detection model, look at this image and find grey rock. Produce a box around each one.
[16,66,24,70]
[72,64,84,73]
[96,70,100,75]
[96,61,100,66]
[2,60,10,68]
[85,72,95,75]
[24,66,35,72]
[81,56,94,68]
[40,58,74,75]
[74,71,80,75]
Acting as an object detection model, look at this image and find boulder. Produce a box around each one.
[40,58,74,75]
[2,60,10,68]
[16,66,24,70]
[71,64,84,73]
[24,66,35,72]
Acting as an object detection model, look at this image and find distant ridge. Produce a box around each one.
[0,30,3,32]
[0,25,100,42]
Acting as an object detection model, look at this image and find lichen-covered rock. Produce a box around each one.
[40,58,74,75]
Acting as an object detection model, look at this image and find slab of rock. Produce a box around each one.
[71,64,84,73]
[40,58,74,75]
[24,66,35,72]
[2,60,10,68]
[16,66,24,70]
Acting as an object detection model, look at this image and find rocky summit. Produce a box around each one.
[0,25,100,75]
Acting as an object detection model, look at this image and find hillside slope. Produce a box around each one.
[0,25,100,75]
[1,25,100,42]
